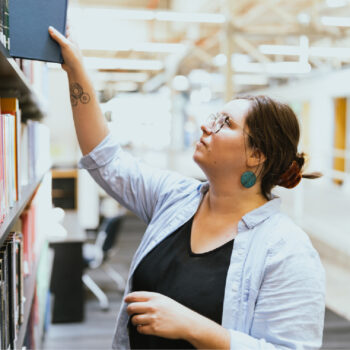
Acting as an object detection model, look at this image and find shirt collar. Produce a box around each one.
[198,181,210,194]
[241,195,281,229]
[197,182,281,229]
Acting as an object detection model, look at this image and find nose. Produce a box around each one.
[200,123,212,135]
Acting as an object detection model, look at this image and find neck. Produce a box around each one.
[203,177,268,219]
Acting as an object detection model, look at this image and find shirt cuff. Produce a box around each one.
[229,329,263,350]
[78,133,122,170]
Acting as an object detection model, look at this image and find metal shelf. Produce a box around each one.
[0,172,47,247]
[15,243,54,349]
[0,42,46,120]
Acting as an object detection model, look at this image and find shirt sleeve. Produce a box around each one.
[229,234,326,350]
[78,133,198,223]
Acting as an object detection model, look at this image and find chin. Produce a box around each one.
[193,150,200,164]
[193,152,206,172]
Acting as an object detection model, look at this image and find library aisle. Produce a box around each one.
[2,0,350,349]
[41,214,350,350]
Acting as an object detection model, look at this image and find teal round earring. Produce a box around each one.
[240,171,256,188]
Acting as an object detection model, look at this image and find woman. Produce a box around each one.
[49,26,325,350]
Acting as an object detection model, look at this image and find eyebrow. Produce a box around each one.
[220,112,252,137]
[220,112,240,128]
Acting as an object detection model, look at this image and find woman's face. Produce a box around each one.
[193,99,252,178]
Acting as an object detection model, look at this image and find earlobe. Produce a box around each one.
[247,148,266,167]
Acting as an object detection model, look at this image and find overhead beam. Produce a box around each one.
[234,35,272,63]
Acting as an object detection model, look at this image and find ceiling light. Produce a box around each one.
[213,53,227,66]
[259,45,301,56]
[83,8,155,21]
[81,7,225,24]
[309,47,350,58]
[213,53,252,67]
[259,43,350,59]
[172,75,190,91]
[234,62,311,75]
[297,12,311,24]
[133,42,187,53]
[114,82,139,92]
[325,0,348,8]
[321,16,350,26]
[84,57,164,71]
[155,11,225,23]
[96,72,149,82]
[81,42,187,54]
[234,74,268,85]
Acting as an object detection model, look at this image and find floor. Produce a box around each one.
[42,214,350,350]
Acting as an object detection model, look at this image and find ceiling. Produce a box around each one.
[66,0,350,97]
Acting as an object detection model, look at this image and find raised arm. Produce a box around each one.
[48,26,109,155]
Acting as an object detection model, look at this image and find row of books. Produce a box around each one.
[17,175,52,350]
[0,98,21,221]
[0,97,51,224]
[0,232,24,350]
[0,0,9,50]
[0,176,51,350]
[14,58,49,97]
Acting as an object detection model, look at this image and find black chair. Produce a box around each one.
[82,212,126,311]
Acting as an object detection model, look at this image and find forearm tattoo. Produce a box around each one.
[70,82,91,107]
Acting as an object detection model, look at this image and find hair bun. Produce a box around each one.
[277,160,302,189]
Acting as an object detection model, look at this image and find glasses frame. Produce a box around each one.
[206,112,252,139]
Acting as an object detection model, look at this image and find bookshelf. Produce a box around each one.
[0,171,47,246]
[0,36,52,349]
[15,241,54,350]
[0,42,46,120]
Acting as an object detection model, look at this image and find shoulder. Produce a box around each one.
[261,212,311,250]
[262,213,325,277]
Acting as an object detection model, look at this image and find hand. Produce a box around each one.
[125,291,197,341]
[48,24,83,73]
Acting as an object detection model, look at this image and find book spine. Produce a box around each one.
[0,114,4,223]
[0,246,10,350]
[0,258,4,349]
[3,115,9,213]
[15,232,24,326]
[5,234,17,347]
[0,0,4,47]
[15,108,21,201]
[4,0,9,50]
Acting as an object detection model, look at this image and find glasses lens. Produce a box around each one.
[206,114,216,129]
[214,114,226,133]
[206,113,226,133]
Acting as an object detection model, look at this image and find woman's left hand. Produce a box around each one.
[125,291,196,340]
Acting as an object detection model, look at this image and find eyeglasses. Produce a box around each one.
[206,112,252,138]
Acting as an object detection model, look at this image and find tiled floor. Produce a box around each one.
[42,214,350,350]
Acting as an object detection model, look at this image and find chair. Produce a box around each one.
[82,212,126,311]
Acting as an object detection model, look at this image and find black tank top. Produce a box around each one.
[128,216,234,349]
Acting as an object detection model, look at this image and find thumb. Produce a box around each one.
[48,26,69,47]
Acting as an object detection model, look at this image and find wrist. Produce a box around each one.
[183,311,231,349]
[65,62,85,77]
[182,310,205,344]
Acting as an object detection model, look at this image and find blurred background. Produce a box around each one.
[8,0,350,349]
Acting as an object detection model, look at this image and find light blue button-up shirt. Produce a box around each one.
[78,133,325,350]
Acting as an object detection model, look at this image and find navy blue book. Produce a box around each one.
[9,0,68,63]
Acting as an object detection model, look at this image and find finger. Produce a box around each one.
[136,324,152,335]
[124,291,156,303]
[48,26,70,46]
[127,302,150,316]
[130,313,150,326]
[66,18,71,36]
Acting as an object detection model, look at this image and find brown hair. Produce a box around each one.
[237,95,321,199]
